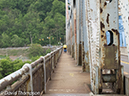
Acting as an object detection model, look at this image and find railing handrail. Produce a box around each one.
[0,46,63,92]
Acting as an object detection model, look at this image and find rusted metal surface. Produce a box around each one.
[66,0,77,62]
[76,0,82,66]
[85,0,100,93]
[70,9,74,57]
[83,0,125,94]
[74,9,77,60]
[70,20,72,55]
[71,41,74,58]
[103,46,119,69]
[65,0,126,95]
[79,43,82,65]
[82,0,90,72]
[65,0,68,46]
[102,74,116,83]
[99,0,124,94]
[80,0,85,69]
[82,41,85,71]
[0,47,63,96]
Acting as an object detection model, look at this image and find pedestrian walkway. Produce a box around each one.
[44,52,91,96]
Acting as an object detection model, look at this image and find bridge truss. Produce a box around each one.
[66,0,129,94]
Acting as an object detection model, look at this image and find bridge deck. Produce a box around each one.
[44,52,91,96]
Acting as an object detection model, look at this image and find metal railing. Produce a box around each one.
[0,46,63,96]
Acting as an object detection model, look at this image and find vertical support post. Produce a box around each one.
[66,0,69,51]
[81,0,85,70]
[47,53,52,80]
[95,66,99,94]
[121,66,124,94]
[74,6,77,60]
[70,19,72,55]
[99,0,124,94]
[85,0,100,93]
[82,0,90,72]
[41,56,46,94]
[22,64,33,96]
[76,0,82,65]
[71,4,75,58]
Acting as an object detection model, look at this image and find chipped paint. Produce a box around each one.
[106,13,110,25]
[99,0,124,94]
[66,0,126,95]
[104,2,107,7]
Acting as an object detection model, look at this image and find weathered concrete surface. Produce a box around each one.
[43,52,91,95]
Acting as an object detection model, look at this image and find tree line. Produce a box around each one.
[0,44,51,79]
[0,0,65,48]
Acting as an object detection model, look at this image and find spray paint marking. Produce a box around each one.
[121,61,129,65]
[124,72,129,75]
[121,61,129,74]
[69,73,74,77]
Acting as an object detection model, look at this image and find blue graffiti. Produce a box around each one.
[106,16,126,47]
[119,16,126,47]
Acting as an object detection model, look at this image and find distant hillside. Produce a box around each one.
[0,0,65,48]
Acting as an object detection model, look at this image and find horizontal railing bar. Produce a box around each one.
[0,67,29,91]
[0,46,62,92]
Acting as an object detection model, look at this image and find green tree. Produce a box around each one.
[12,59,31,71]
[0,57,31,79]
[0,0,65,47]
[46,48,51,54]
[1,33,11,47]
[0,58,13,78]
[51,0,65,16]
[11,34,24,47]
[28,0,53,21]
[28,44,45,58]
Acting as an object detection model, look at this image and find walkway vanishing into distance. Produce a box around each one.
[44,52,91,96]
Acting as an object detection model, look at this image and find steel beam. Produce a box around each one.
[71,4,75,58]
[74,7,77,60]
[85,0,100,93]
[84,0,124,94]
[99,0,124,94]
[81,0,90,72]
[66,0,125,94]
[76,0,82,65]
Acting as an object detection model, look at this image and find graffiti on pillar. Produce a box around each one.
[106,16,126,47]
[119,16,126,47]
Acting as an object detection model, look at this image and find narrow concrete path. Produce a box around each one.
[44,52,91,96]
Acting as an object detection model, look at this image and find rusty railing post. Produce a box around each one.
[41,56,46,94]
